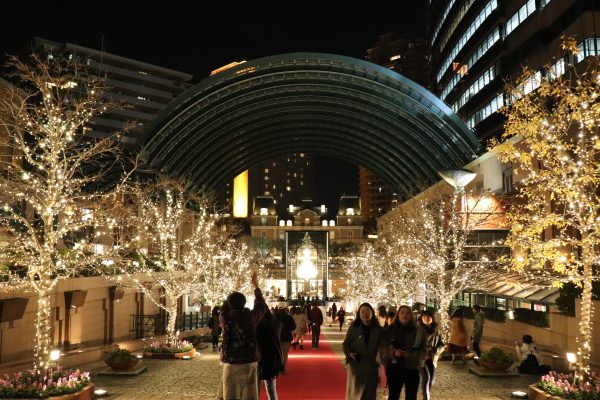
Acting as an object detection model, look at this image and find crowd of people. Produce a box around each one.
[214,275,544,400]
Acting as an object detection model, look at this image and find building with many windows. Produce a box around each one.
[428,0,600,141]
[32,37,193,145]
[248,153,315,215]
[360,33,431,219]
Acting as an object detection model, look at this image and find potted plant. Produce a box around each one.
[0,367,94,399]
[479,347,514,372]
[529,371,600,400]
[104,347,140,371]
[143,339,196,359]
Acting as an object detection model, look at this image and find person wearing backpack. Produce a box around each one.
[218,273,267,400]
[208,306,221,351]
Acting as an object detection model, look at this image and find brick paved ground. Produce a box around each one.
[82,325,538,399]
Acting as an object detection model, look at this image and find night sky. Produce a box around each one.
[0,1,427,211]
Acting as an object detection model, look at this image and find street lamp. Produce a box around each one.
[438,169,477,193]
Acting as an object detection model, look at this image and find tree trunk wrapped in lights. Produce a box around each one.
[0,54,133,372]
[381,192,503,341]
[112,177,228,347]
[490,39,600,375]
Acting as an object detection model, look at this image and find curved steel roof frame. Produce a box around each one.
[140,53,482,199]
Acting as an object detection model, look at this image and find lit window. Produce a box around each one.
[260,208,268,216]
[265,176,269,181]
[264,191,270,196]
[300,153,304,157]
[279,220,285,226]
[548,58,566,80]
[467,93,504,129]
[289,205,294,213]
[273,184,276,189]
[300,181,303,186]
[505,0,536,37]
[329,220,335,226]
[137,96,147,101]
[81,208,94,221]
[265,168,269,173]
[94,244,108,254]
[390,55,402,61]
[320,205,326,213]
[304,218,310,226]
[286,220,292,226]
[346,208,355,215]
[261,218,267,226]
[286,186,291,191]
[293,173,297,177]
[322,220,328,226]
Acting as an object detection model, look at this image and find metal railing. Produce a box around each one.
[130,310,210,339]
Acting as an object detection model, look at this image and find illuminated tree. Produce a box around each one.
[343,244,387,307]
[0,54,132,372]
[382,191,502,340]
[113,177,225,346]
[490,40,600,374]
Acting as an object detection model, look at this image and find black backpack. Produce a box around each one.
[222,318,255,364]
[518,354,539,374]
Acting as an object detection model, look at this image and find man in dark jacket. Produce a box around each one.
[309,302,324,350]
[218,273,267,400]
[275,308,296,373]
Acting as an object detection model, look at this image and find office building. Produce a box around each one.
[361,32,430,218]
[32,37,193,145]
[428,0,599,141]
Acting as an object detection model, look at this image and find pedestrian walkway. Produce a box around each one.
[262,330,346,399]
[82,325,539,399]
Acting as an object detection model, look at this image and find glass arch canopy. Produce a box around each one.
[140,53,482,199]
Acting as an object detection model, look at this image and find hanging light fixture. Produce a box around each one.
[296,233,318,281]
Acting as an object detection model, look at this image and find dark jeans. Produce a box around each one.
[339,319,344,331]
[211,335,219,348]
[388,369,420,400]
[312,325,321,348]
[420,359,436,400]
[473,341,481,357]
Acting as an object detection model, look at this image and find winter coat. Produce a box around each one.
[275,313,296,343]
[472,311,485,342]
[256,314,283,380]
[293,313,308,334]
[449,317,468,347]
[383,322,426,373]
[421,322,445,367]
[309,307,323,326]
[219,288,267,364]
[343,322,384,400]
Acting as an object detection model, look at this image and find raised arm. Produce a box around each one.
[250,272,267,325]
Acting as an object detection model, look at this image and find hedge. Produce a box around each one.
[513,307,549,327]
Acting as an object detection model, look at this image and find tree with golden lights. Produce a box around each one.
[382,191,503,340]
[112,177,227,346]
[343,244,387,307]
[490,40,600,375]
[0,54,133,372]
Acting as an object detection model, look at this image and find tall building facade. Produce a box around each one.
[248,153,315,215]
[428,0,599,142]
[361,33,430,218]
[33,38,193,145]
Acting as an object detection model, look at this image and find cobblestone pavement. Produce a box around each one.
[82,326,538,400]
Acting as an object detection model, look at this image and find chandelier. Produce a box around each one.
[296,233,318,281]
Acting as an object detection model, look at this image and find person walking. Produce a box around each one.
[292,307,308,350]
[331,302,338,327]
[275,308,296,373]
[218,273,267,400]
[418,310,445,400]
[309,302,324,349]
[257,308,284,400]
[448,308,468,364]
[208,306,221,351]
[471,305,485,363]
[337,307,346,331]
[383,305,426,400]
[343,303,385,400]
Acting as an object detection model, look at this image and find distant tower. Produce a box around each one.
[361,33,430,218]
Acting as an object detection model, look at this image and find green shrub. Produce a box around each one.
[105,347,133,363]
[513,308,549,327]
[480,347,513,364]
[483,307,506,323]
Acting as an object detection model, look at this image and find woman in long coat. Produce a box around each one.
[343,303,384,400]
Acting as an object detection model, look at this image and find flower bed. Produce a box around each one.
[531,371,600,400]
[479,347,513,372]
[143,340,196,359]
[104,348,140,371]
[0,367,92,399]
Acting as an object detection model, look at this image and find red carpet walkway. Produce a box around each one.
[261,330,347,399]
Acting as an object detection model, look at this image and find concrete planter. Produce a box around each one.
[2,383,96,400]
[528,384,565,400]
[143,348,196,359]
[479,359,512,372]
[104,357,140,371]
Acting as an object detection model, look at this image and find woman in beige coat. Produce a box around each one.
[343,303,385,400]
[448,308,468,364]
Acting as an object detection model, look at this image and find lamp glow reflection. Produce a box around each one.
[94,389,108,397]
[297,247,317,281]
